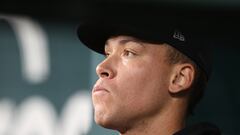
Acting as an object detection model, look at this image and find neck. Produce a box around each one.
[119,100,187,135]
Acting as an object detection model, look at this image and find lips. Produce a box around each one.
[92,85,109,94]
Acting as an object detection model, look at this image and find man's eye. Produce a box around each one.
[105,52,110,57]
[123,50,136,57]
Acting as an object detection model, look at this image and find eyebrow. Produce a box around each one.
[105,37,145,48]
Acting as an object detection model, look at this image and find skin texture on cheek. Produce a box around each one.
[113,50,171,126]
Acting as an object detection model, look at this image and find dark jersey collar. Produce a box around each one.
[174,122,221,135]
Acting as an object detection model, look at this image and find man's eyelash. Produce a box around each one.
[123,50,136,56]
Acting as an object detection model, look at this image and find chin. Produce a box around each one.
[95,117,112,128]
[94,109,108,126]
[95,114,130,134]
[94,111,108,124]
[94,113,119,130]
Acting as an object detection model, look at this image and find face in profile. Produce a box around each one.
[92,36,175,132]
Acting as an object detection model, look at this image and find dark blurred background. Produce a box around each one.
[1,0,240,43]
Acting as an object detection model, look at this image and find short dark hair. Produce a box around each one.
[165,44,208,116]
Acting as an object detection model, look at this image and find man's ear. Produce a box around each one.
[169,63,195,94]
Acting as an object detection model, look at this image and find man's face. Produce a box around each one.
[92,36,174,130]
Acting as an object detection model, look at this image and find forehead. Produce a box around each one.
[105,35,168,49]
[105,35,170,57]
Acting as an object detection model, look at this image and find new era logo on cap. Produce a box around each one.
[173,30,185,42]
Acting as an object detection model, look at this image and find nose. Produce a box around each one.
[96,58,115,79]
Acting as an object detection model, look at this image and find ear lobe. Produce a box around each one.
[169,64,195,94]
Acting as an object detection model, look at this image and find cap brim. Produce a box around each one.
[77,19,179,55]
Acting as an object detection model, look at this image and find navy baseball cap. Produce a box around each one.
[77,3,213,79]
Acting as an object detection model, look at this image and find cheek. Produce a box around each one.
[115,61,170,108]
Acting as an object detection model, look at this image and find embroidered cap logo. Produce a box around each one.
[173,30,185,42]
